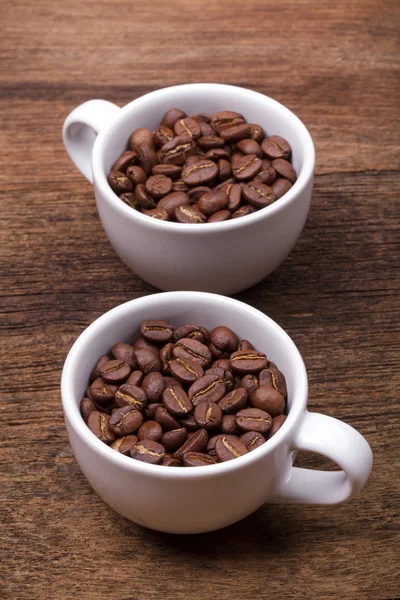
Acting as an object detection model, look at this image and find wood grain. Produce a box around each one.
[1,1,399,599]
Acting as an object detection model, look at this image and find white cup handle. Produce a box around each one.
[275,411,373,504]
[63,100,121,183]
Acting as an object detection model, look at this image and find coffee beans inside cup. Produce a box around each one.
[81,321,288,466]
[107,109,297,223]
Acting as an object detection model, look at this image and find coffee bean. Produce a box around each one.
[221,414,242,435]
[160,135,196,165]
[197,136,225,150]
[254,159,276,185]
[198,121,217,136]
[236,407,272,434]
[152,163,182,180]
[162,456,183,466]
[130,439,165,464]
[135,183,157,209]
[157,191,190,218]
[174,117,201,139]
[129,128,154,151]
[112,150,138,173]
[181,159,218,186]
[173,324,210,344]
[88,377,118,405]
[250,384,285,417]
[188,373,226,406]
[136,144,159,177]
[270,178,293,200]
[242,181,275,209]
[98,359,130,383]
[137,420,162,442]
[267,414,287,439]
[126,165,147,186]
[114,384,147,410]
[179,413,199,431]
[218,388,247,414]
[217,159,231,182]
[126,370,144,387]
[191,112,212,124]
[142,207,169,220]
[173,428,208,460]
[90,355,109,382]
[175,204,207,223]
[159,343,174,372]
[163,376,183,388]
[142,372,165,403]
[80,397,97,423]
[198,189,229,215]
[183,452,217,467]
[154,406,181,431]
[261,135,291,160]
[211,358,231,370]
[207,434,224,456]
[247,124,264,142]
[220,123,252,143]
[162,385,193,417]
[211,111,245,134]
[134,348,161,374]
[271,158,296,183]
[219,182,241,212]
[161,428,188,451]
[207,210,231,223]
[107,170,134,194]
[133,337,160,353]
[173,337,212,368]
[110,406,144,436]
[153,126,175,147]
[188,186,211,203]
[111,434,138,455]
[210,326,239,353]
[215,435,248,462]
[140,319,174,343]
[194,401,222,429]
[161,108,187,129]
[236,139,262,157]
[230,350,268,373]
[111,342,137,369]
[145,174,173,199]
[240,374,259,396]
[144,403,163,419]
[240,431,265,452]
[171,179,190,193]
[204,148,230,162]
[232,154,262,181]
[88,411,116,444]
[231,204,254,219]
[239,340,254,351]
[169,358,204,384]
[205,367,234,391]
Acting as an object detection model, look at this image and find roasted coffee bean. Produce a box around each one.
[259,363,287,397]
[107,170,134,194]
[142,207,169,220]
[162,455,183,466]
[173,428,208,460]
[270,177,293,199]
[183,452,217,466]
[210,326,239,353]
[160,343,174,372]
[208,210,231,223]
[188,186,211,203]
[236,139,262,157]
[157,191,190,218]
[240,431,265,452]
[163,376,183,388]
[219,182,242,211]
[185,155,203,167]
[242,181,275,209]
[181,159,218,186]
[261,135,291,160]
[88,377,118,405]
[250,384,285,417]
[142,372,165,403]
[136,144,158,176]
[161,428,188,451]
[154,406,181,431]
[161,108,187,129]
[137,420,162,442]
[218,388,247,414]
[111,342,137,369]
[179,413,199,431]
[221,414,242,435]
[90,355,109,382]
[80,397,97,423]
[188,373,226,406]
[205,367,234,391]
[111,435,138,455]
[173,324,210,344]
[218,159,232,181]
[236,407,272,434]
[254,159,276,185]
[211,111,245,134]
[174,117,201,139]
[126,165,147,186]
[198,121,217,137]
[140,319,174,343]
[135,183,157,209]
[220,123,252,143]
[215,435,248,462]
[267,414,287,439]
[110,406,144,436]
[198,189,229,215]
[112,150,138,173]
[145,174,173,199]
[204,147,230,162]
[191,112,212,124]
[238,339,254,351]
[197,136,225,150]
[153,126,174,147]
[232,154,262,181]
[130,439,165,464]
[134,348,161,374]
[114,384,147,410]
[129,128,154,151]
[175,204,206,223]
[207,434,224,456]
[171,179,190,192]
[248,124,264,142]
[152,163,182,180]
[173,337,212,368]
[169,358,204,384]
[160,135,196,165]
[126,370,144,387]
[240,374,259,396]
[98,359,131,383]
[162,385,193,417]
[133,337,161,353]
[211,358,231,370]
[88,411,116,444]
[271,158,296,183]
[194,401,222,429]
[231,204,254,219]
[230,350,268,373]
[144,403,163,419]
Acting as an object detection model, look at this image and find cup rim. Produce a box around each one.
[61,291,308,479]
[92,83,315,235]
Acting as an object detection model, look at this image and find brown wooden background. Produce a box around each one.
[1,1,399,598]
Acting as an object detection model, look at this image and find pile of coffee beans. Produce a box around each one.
[107,108,296,223]
[81,321,287,467]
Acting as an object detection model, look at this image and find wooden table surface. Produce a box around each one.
[1,1,399,598]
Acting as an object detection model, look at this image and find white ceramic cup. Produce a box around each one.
[61,292,373,534]
[63,84,315,294]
